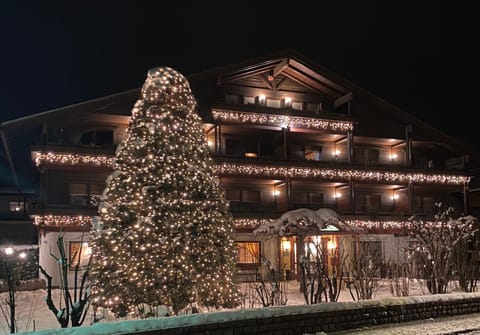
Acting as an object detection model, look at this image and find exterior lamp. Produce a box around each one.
[2,246,27,333]
[281,239,291,252]
[327,239,337,251]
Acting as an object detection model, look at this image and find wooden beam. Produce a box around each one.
[259,74,273,90]
[273,58,289,77]
[219,65,275,84]
[282,67,342,98]
[334,92,353,108]
[289,58,349,95]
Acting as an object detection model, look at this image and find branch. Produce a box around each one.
[39,265,69,328]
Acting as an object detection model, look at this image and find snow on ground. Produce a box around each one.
[0,279,465,334]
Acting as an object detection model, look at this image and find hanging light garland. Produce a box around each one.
[212,109,354,131]
[31,151,469,185]
[32,151,112,167]
[32,214,93,226]
[216,163,469,185]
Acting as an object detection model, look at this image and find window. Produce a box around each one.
[305,145,322,161]
[365,194,381,213]
[225,138,258,157]
[69,242,92,270]
[225,189,241,201]
[9,201,25,212]
[367,148,380,164]
[243,96,255,104]
[354,240,384,275]
[225,93,240,104]
[266,98,281,108]
[225,189,260,203]
[304,102,321,113]
[80,130,114,146]
[242,190,260,202]
[292,192,324,207]
[235,242,260,265]
[310,193,324,205]
[414,196,435,215]
[292,192,308,204]
[70,183,103,208]
[292,101,303,110]
[70,183,88,208]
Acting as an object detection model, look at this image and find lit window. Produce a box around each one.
[69,242,92,270]
[305,145,322,161]
[235,242,260,265]
[266,98,281,108]
[9,201,24,212]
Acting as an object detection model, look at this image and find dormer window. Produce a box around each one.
[292,101,303,110]
[281,97,292,108]
[243,96,255,104]
[255,95,267,105]
[304,102,322,114]
[266,98,281,108]
[225,93,240,104]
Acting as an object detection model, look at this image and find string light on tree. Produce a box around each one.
[89,66,239,317]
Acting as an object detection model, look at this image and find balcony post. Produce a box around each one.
[347,131,353,164]
[464,181,469,215]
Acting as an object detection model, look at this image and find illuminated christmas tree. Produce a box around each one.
[90,66,239,317]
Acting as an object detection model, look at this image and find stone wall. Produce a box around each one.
[26,292,480,335]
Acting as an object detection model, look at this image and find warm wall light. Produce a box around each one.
[281,239,291,252]
[327,240,337,251]
[390,153,398,160]
[207,140,214,147]
[334,191,342,199]
[391,194,400,200]
[333,149,341,156]
[273,190,280,196]
[245,152,257,158]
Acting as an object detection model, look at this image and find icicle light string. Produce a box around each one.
[212,109,354,131]
[32,151,469,185]
[33,214,463,232]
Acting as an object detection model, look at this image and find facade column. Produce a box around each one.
[408,182,414,215]
[350,178,355,214]
[405,124,412,167]
[347,131,353,164]
[216,125,222,155]
[464,181,469,215]
[286,176,292,210]
[283,127,288,160]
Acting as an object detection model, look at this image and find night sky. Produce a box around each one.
[1,3,475,148]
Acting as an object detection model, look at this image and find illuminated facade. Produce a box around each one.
[2,50,478,284]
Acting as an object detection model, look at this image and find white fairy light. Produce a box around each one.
[31,151,470,185]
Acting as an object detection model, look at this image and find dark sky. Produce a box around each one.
[0,2,476,148]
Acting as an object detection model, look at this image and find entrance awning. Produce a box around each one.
[253,208,364,237]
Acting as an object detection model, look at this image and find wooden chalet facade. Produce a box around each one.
[1,50,478,285]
